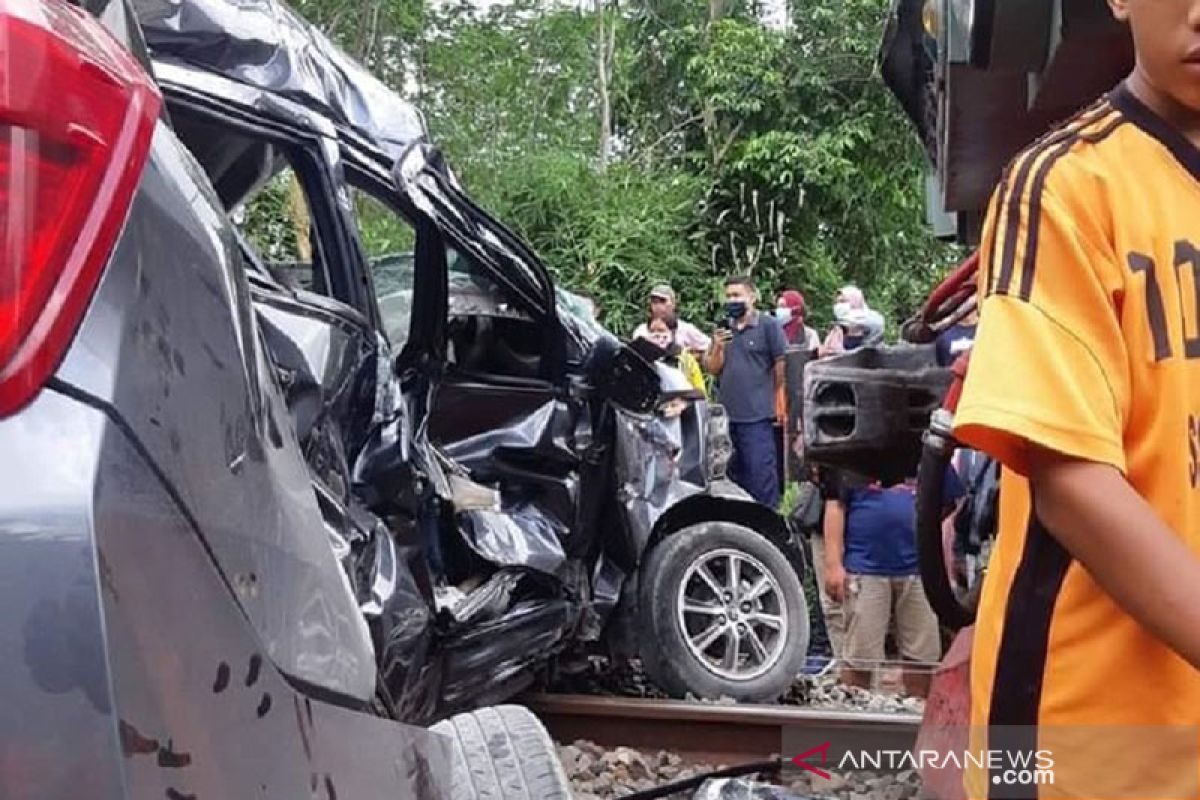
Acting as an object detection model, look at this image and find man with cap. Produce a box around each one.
[632,284,711,355]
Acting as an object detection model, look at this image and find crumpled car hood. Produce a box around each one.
[131,0,427,159]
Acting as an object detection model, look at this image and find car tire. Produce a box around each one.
[638,521,809,701]
[429,705,572,800]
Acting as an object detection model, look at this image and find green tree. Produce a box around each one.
[277,0,960,337]
[620,0,961,331]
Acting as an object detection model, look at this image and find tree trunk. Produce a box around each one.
[702,0,730,167]
[595,0,613,171]
[287,173,312,263]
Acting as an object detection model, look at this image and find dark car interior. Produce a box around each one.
[445,251,545,381]
[164,80,585,588]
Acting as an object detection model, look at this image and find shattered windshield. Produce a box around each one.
[371,254,415,347]
[556,288,611,343]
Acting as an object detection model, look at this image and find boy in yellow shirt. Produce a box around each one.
[954,1,1200,795]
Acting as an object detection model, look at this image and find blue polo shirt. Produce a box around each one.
[934,322,976,367]
[716,311,787,423]
[833,471,963,576]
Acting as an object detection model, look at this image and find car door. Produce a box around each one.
[386,148,599,552]
[155,63,390,498]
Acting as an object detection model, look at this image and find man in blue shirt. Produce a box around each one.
[703,276,788,508]
[822,468,962,698]
[933,310,977,367]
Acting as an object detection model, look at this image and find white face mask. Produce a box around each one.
[833,301,852,321]
[648,331,672,348]
[773,307,792,322]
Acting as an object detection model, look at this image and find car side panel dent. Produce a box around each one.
[87,397,452,798]
[54,125,377,702]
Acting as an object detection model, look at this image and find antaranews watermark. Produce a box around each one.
[789,744,1053,783]
[783,724,1200,799]
[838,747,1054,779]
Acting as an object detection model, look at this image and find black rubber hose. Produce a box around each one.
[617,758,781,800]
[915,425,975,631]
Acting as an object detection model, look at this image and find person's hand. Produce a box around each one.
[713,328,732,349]
[825,563,847,603]
[820,326,843,358]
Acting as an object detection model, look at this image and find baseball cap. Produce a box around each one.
[649,284,676,303]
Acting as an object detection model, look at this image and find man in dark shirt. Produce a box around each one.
[703,275,788,508]
[933,311,977,367]
[822,468,962,697]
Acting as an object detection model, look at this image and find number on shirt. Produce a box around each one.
[1174,241,1200,359]
[1127,244,1200,362]
[1128,252,1171,362]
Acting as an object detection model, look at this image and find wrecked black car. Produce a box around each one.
[133,0,811,713]
[2,0,807,795]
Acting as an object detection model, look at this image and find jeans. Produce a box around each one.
[728,419,780,508]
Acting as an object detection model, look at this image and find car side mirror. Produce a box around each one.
[585,337,660,414]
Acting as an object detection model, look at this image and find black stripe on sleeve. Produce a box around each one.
[994,149,1045,297]
[1015,114,1127,302]
[987,514,1072,799]
[993,103,1113,297]
[983,169,1011,295]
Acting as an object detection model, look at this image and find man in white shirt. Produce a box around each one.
[631,284,711,354]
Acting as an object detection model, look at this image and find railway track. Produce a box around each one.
[523,693,921,767]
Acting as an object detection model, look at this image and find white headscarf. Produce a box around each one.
[832,285,884,342]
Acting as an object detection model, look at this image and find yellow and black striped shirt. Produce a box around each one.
[956,82,1200,798]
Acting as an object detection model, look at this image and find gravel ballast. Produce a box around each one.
[557,739,935,800]
[786,671,926,715]
[548,658,931,798]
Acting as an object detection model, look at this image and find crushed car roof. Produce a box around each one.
[132,0,427,159]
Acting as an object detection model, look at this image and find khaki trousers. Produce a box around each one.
[809,536,845,659]
[842,574,940,669]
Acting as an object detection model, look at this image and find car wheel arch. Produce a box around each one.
[642,494,804,577]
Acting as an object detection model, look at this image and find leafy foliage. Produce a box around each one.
[271,0,961,338]
[487,151,708,334]
[238,171,301,262]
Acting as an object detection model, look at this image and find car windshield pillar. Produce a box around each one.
[391,144,567,379]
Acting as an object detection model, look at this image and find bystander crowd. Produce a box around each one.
[641,311,707,395]
[821,285,885,356]
[774,290,821,351]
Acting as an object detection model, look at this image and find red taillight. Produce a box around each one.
[0,0,160,416]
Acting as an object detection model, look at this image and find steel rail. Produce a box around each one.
[523,693,921,767]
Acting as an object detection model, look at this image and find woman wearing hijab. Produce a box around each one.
[774,290,821,351]
[820,285,885,357]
